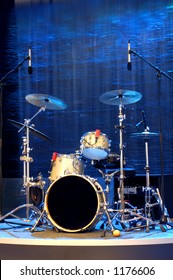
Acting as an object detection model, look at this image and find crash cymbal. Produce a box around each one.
[130,131,159,139]
[25,94,67,110]
[8,119,52,141]
[99,89,142,105]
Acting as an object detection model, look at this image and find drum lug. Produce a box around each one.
[100,202,106,208]
[87,176,97,184]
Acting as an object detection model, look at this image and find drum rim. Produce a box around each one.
[54,153,81,159]
[81,147,109,161]
[80,131,110,144]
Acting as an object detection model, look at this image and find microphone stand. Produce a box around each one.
[130,48,173,226]
[0,56,29,217]
[0,56,29,87]
[130,49,173,81]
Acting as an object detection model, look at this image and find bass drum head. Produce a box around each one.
[45,174,104,232]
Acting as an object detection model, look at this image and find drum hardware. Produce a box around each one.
[29,173,45,207]
[96,168,119,207]
[98,89,166,233]
[0,93,67,228]
[0,106,51,228]
[130,124,167,232]
[99,90,134,225]
[99,90,142,212]
[94,168,121,236]
[128,48,173,229]
[92,153,122,170]
[25,94,68,231]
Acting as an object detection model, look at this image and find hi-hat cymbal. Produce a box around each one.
[130,131,159,139]
[25,94,67,110]
[99,89,142,105]
[8,119,52,141]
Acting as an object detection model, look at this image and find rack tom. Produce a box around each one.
[80,131,111,161]
[49,153,84,181]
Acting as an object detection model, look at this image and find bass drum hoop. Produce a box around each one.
[44,174,105,233]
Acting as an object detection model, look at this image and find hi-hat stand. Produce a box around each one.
[130,121,171,232]
[0,107,49,229]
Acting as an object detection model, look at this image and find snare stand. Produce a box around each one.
[96,167,120,235]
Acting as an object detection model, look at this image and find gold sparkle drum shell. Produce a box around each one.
[80,131,111,161]
[49,153,84,181]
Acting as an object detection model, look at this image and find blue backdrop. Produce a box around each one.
[1,1,173,204]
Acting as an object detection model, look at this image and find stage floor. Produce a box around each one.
[0,217,173,260]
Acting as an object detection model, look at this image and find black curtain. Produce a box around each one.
[0,0,18,214]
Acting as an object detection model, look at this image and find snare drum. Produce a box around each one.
[45,174,106,232]
[80,131,111,160]
[49,153,84,181]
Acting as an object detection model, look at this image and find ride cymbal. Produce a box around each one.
[25,94,67,110]
[99,89,142,105]
[8,119,52,141]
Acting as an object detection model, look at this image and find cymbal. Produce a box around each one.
[130,131,159,139]
[8,119,52,141]
[25,94,67,110]
[99,89,142,105]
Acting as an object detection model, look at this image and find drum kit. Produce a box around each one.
[0,89,168,234]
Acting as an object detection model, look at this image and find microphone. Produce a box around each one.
[135,119,143,128]
[95,129,100,142]
[142,110,147,130]
[127,40,132,71]
[135,110,147,128]
[28,47,33,74]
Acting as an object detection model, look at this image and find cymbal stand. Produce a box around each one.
[115,96,126,218]
[143,130,153,230]
[108,99,166,233]
[0,107,49,229]
[95,96,127,235]
[111,97,137,229]
[19,107,46,220]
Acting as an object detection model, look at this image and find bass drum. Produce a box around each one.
[45,174,106,232]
